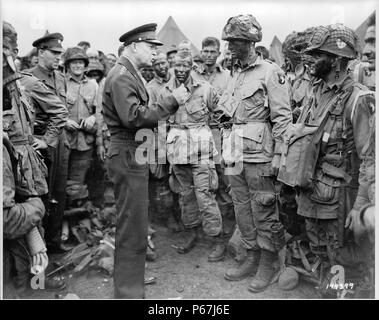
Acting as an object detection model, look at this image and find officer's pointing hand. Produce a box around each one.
[172,83,190,105]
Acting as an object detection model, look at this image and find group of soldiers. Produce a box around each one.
[2,12,375,299]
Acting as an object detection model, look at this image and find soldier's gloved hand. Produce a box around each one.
[83,115,97,133]
[271,154,281,175]
[97,145,106,162]
[172,83,191,105]
[65,119,80,131]
[32,138,48,150]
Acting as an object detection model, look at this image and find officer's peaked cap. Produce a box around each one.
[32,32,64,52]
[119,23,163,46]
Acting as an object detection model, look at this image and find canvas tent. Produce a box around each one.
[269,35,284,67]
[157,16,200,56]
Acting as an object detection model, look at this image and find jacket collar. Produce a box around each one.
[66,72,88,83]
[196,63,223,75]
[233,53,261,71]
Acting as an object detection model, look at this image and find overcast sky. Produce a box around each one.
[2,0,376,57]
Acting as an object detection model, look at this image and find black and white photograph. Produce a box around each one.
[1,0,377,303]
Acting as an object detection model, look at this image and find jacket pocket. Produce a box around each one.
[309,170,342,204]
[185,97,207,122]
[240,83,266,111]
[236,123,265,154]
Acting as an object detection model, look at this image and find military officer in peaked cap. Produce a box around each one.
[102,23,189,299]
[27,32,70,254]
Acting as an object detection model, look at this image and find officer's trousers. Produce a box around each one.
[229,162,280,252]
[44,133,69,247]
[106,139,149,299]
[172,163,222,237]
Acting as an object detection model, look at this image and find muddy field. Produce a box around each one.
[22,224,317,300]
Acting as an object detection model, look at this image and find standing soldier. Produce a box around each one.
[281,25,374,277]
[102,23,188,299]
[146,52,182,233]
[27,32,70,253]
[195,36,234,241]
[161,51,225,261]
[64,47,99,199]
[218,14,292,292]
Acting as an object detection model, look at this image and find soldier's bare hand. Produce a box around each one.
[65,119,80,131]
[32,138,48,150]
[97,145,106,162]
[83,115,97,132]
[172,83,190,105]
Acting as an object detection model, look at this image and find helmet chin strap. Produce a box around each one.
[333,57,342,80]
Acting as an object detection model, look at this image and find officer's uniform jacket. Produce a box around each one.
[102,56,178,138]
[296,74,375,219]
[159,75,219,164]
[19,71,68,149]
[28,64,67,102]
[65,74,99,151]
[217,53,292,163]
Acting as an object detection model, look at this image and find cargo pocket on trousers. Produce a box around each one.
[106,146,120,160]
[209,167,219,192]
[254,192,276,207]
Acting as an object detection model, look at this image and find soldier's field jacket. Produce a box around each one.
[159,75,219,164]
[296,74,375,219]
[66,74,99,151]
[216,54,292,164]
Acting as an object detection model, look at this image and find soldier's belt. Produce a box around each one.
[168,122,208,129]
[10,135,35,146]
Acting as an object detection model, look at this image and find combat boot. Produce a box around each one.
[176,226,199,254]
[167,214,182,233]
[208,235,226,262]
[224,249,260,281]
[248,249,277,292]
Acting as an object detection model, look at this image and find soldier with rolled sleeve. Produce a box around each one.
[102,23,189,299]
[217,14,292,292]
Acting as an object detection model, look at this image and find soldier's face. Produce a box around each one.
[228,40,251,60]
[107,54,117,68]
[362,25,375,70]
[141,67,155,83]
[308,51,333,79]
[135,42,157,67]
[167,52,177,68]
[69,59,86,76]
[174,56,192,83]
[40,49,62,70]
[201,45,220,66]
[153,55,169,78]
